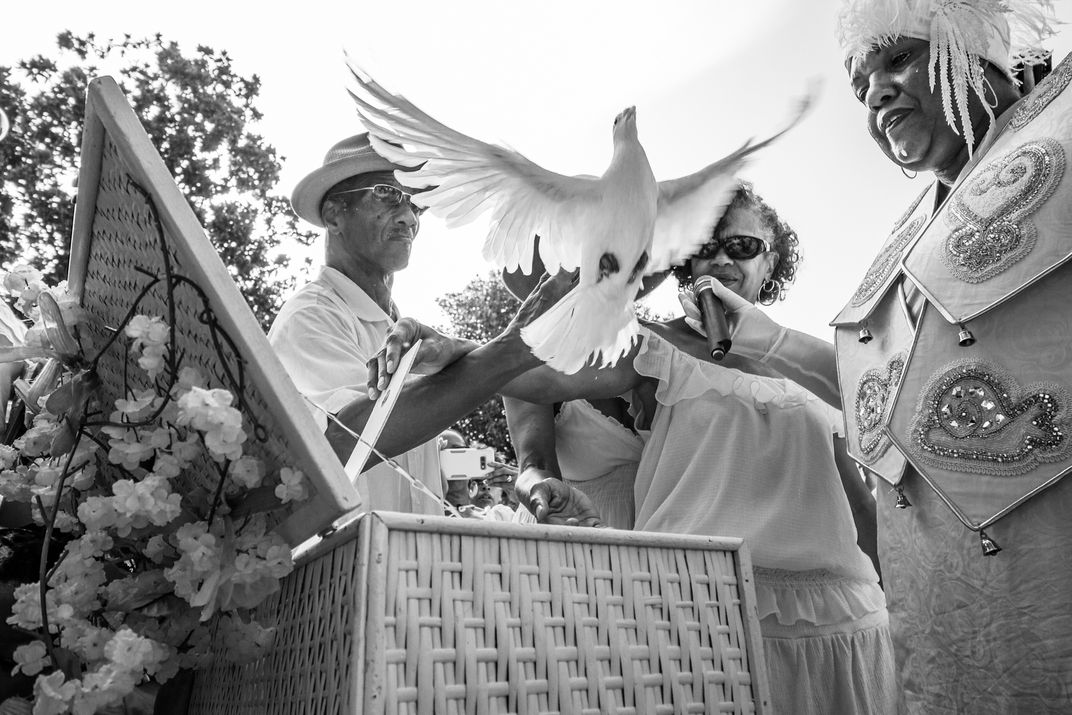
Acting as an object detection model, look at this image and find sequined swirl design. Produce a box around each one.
[911,361,1072,476]
[942,139,1065,283]
[1011,54,1072,130]
[851,216,925,307]
[854,352,906,462]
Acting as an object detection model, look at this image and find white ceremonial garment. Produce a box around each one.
[630,328,895,714]
[268,266,442,515]
[555,399,643,530]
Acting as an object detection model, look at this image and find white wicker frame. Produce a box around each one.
[189,512,771,715]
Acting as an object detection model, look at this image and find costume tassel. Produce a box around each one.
[895,484,912,509]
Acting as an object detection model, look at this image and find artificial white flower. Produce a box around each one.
[8,582,73,632]
[104,628,161,672]
[124,315,170,378]
[152,452,182,479]
[12,640,49,676]
[51,510,80,533]
[228,456,264,490]
[32,671,79,715]
[71,532,114,559]
[109,476,182,535]
[0,466,33,502]
[59,622,113,662]
[0,443,20,469]
[143,534,173,563]
[172,366,206,393]
[176,387,247,462]
[49,553,108,617]
[114,388,158,419]
[106,429,155,471]
[274,467,308,504]
[77,496,118,532]
[33,464,62,488]
[13,413,61,457]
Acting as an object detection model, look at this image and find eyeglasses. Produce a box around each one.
[467,479,490,497]
[328,183,427,216]
[694,235,771,261]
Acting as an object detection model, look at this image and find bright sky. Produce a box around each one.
[4,0,1072,339]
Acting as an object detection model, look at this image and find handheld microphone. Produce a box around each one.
[693,275,732,361]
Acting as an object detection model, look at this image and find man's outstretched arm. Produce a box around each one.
[326,272,576,463]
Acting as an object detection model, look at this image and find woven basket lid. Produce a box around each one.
[66,77,361,546]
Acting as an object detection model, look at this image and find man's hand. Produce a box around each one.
[504,269,579,337]
[515,465,604,527]
[367,318,478,399]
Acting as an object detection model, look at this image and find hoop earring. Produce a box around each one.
[759,277,781,306]
[982,76,999,109]
[901,166,917,179]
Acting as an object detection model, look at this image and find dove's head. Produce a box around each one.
[612,106,638,142]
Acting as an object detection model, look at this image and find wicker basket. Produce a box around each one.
[188,512,770,714]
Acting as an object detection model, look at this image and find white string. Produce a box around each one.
[304,396,462,518]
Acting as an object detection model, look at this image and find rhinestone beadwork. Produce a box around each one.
[942,140,1065,283]
[912,362,1070,475]
[851,217,925,306]
[854,353,906,460]
[1011,54,1072,130]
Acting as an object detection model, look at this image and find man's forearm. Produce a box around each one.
[327,332,541,462]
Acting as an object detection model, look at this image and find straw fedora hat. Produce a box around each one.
[291,133,406,228]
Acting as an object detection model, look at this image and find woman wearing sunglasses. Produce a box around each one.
[484,184,895,713]
[364,182,894,711]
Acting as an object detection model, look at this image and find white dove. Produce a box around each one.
[347,64,811,374]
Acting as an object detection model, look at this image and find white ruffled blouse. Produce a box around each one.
[631,328,885,626]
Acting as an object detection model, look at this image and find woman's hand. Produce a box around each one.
[515,465,604,527]
[679,282,841,407]
[678,283,786,363]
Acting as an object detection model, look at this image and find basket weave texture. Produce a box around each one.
[67,77,361,544]
[81,137,295,500]
[189,512,768,714]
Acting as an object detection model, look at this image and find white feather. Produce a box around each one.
[345,62,813,373]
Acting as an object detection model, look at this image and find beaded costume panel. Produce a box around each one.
[1010,52,1072,131]
[941,139,1065,284]
[854,352,906,463]
[909,360,1072,477]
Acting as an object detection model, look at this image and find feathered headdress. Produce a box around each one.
[837,0,1059,154]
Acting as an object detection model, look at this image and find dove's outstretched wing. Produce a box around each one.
[347,64,600,275]
[647,91,816,273]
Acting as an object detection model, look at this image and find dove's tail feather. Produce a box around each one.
[521,284,638,375]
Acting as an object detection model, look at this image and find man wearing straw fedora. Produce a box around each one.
[269,133,443,515]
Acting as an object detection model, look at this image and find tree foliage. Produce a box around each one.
[0,32,314,329]
[436,271,520,461]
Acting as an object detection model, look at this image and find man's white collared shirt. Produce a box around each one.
[268,266,442,515]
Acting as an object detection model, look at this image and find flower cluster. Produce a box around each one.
[0,266,313,713]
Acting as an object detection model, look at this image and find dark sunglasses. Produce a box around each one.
[695,235,771,261]
[329,183,427,216]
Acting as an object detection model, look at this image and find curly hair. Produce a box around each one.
[670,182,801,305]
